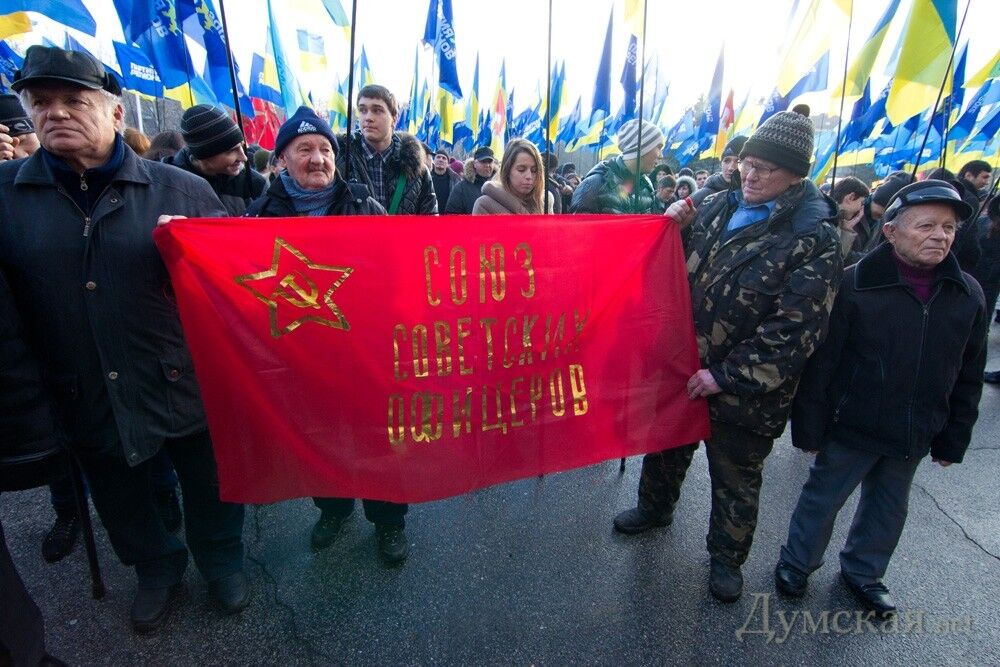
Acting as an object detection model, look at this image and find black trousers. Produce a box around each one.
[76,430,244,589]
[0,519,46,666]
[312,497,408,527]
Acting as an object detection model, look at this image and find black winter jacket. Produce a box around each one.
[791,242,987,463]
[444,158,495,214]
[0,146,227,465]
[163,146,266,216]
[246,174,385,217]
[336,131,436,215]
[569,156,657,214]
[0,270,62,458]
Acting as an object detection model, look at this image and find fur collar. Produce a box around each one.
[463,157,497,183]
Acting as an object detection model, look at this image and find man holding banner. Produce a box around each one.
[614,111,843,604]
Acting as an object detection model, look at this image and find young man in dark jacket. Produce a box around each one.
[775,180,986,616]
[0,46,248,632]
[336,84,436,215]
[164,104,266,216]
[613,112,842,604]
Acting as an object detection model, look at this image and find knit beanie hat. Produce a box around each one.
[0,94,33,136]
[617,119,665,161]
[180,104,243,159]
[871,173,914,207]
[721,135,747,159]
[274,106,339,158]
[740,111,814,177]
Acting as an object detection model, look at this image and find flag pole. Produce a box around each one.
[631,0,649,211]
[543,0,553,213]
[344,0,360,183]
[829,0,854,186]
[910,0,970,180]
[216,0,246,141]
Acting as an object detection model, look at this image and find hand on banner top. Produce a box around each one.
[664,196,696,229]
[0,123,15,161]
[157,215,188,226]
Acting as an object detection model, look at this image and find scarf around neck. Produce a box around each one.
[280,172,339,216]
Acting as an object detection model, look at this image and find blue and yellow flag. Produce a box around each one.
[266,0,308,112]
[4,0,95,36]
[249,28,282,106]
[842,0,900,98]
[886,0,957,126]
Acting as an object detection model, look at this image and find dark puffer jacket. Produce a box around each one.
[163,146,266,216]
[791,241,987,463]
[246,174,385,217]
[336,131,436,215]
[686,180,842,438]
[569,156,657,214]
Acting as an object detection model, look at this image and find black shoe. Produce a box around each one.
[376,524,409,564]
[39,654,68,667]
[774,561,808,598]
[131,584,181,633]
[612,507,671,535]
[155,488,183,533]
[208,571,250,615]
[310,512,350,550]
[984,370,1000,384]
[709,559,743,602]
[42,513,80,563]
[842,574,896,616]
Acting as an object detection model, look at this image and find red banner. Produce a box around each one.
[154,215,709,504]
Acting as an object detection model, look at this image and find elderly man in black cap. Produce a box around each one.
[613,111,842,603]
[775,180,987,616]
[445,145,498,214]
[0,45,248,632]
[162,104,266,216]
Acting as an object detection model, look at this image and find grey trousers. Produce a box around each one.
[780,438,923,585]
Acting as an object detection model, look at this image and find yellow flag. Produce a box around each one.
[0,11,31,40]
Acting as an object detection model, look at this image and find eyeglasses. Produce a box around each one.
[738,159,780,178]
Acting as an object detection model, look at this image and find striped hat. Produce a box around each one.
[617,119,665,161]
[180,104,244,159]
[740,111,814,177]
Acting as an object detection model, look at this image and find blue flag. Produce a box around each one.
[113,42,164,97]
[700,49,724,137]
[422,0,462,98]
[0,42,24,94]
[6,0,96,36]
[187,0,254,116]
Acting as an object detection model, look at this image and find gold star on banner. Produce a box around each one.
[235,237,354,338]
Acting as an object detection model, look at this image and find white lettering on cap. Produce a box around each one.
[298,121,317,133]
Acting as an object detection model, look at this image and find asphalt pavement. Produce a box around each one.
[3,325,999,666]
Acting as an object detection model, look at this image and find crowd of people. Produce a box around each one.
[0,46,997,664]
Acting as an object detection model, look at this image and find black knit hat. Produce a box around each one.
[273,106,338,158]
[871,173,914,207]
[721,135,747,159]
[0,94,33,137]
[180,104,243,159]
[740,111,814,177]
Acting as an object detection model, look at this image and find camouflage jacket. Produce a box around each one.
[685,180,842,438]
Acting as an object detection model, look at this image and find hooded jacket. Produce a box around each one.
[335,131,436,215]
[791,241,987,463]
[686,180,843,438]
[163,146,266,216]
[445,158,497,214]
[569,156,657,214]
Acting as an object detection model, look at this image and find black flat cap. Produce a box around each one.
[12,45,122,96]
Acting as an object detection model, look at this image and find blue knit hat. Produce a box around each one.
[274,106,338,158]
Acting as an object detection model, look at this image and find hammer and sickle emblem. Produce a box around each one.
[275,272,320,309]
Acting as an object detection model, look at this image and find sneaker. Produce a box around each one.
[42,513,80,563]
[155,489,183,533]
[310,512,349,550]
[376,524,409,564]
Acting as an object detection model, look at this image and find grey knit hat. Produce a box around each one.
[180,104,244,159]
[740,111,814,177]
[617,119,665,161]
